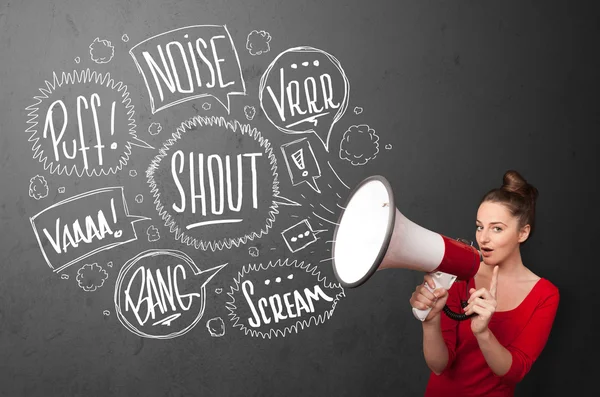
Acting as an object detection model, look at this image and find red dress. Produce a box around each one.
[424,277,559,397]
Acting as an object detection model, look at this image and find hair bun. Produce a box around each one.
[501,170,539,203]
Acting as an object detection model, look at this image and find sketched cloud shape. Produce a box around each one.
[76,263,109,292]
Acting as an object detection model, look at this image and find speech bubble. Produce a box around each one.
[226,258,344,339]
[146,115,300,252]
[129,25,246,114]
[30,187,150,273]
[24,69,154,177]
[280,137,321,193]
[281,219,326,253]
[259,47,350,152]
[114,249,227,339]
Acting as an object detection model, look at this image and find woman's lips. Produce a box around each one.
[481,249,493,257]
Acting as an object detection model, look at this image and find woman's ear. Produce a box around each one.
[518,224,531,243]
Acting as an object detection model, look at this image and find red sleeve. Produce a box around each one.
[498,284,560,386]
[438,281,463,372]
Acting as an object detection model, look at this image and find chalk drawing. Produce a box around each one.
[339,124,379,166]
[259,47,350,152]
[226,258,344,339]
[146,115,300,252]
[281,137,321,193]
[25,69,154,177]
[146,225,160,242]
[246,30,271,56]
[114,249,226,339]
[76,262,109,292]
[148,122,162,136]
[90,38,115,64]
[244,105,256,121]
[30,186,150,273]
[129,25,246,114]
[281,219,326,253]
[206,317,225,337]
[29,175,49,200]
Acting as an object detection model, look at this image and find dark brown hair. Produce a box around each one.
[480,170,539,243]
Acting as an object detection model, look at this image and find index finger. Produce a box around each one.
[489,266,499,298]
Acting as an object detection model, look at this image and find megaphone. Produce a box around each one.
[331,175,481,321]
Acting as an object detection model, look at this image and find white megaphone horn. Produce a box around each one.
[331,175,481,321]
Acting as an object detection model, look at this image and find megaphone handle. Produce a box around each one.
[412,271,457,322]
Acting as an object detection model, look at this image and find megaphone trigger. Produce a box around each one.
[412,271,457,321]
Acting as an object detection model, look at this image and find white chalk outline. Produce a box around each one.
[114,249,227,339]
[281,137,322,193]
[76,263,109,292]
[339,124,380,166]
[244,105,256,121]
[225,258,345,339]
[146,115,300,252]
[29,174,49,200]
[206,317,226,337]
[246,30,272,56]
[129,25,246,114]
[89,38,115,64]
[281,219,318,253]
[24,69,154,177]
[29,186,150,273]
[259,46,350,152]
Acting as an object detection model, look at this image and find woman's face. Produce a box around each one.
[476,201,529,266]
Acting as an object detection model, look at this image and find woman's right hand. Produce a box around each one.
[409,274,449,322]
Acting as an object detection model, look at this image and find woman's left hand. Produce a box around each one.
[464,265,499,335]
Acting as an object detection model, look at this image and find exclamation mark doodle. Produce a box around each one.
[281,138,322,193]
[110,198,123,238]
[110,101,117,150]
[292,148,308,177]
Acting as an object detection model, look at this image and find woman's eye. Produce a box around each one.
[476,226,483,231]
[493,227,502,232]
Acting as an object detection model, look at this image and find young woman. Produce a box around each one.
[409,170,560,397]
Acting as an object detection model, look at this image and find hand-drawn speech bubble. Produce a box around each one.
[280,137,321,193]
[259,47,350,152]
[129,25,246,114]
[24,69,154,177]
[146,116,299,252]
[114,249,227,339]
[226,258,344,339]
[30,187,150,273]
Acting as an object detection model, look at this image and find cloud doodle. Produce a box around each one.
[76,263,109,292]
[339,124,379,166]
[146,225,160,242]
[28,175,49,200]
[89,38,115,64]
[148,122,162,136]
[246,30,272,56]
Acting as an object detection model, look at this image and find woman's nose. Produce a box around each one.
[479,230,491,243]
